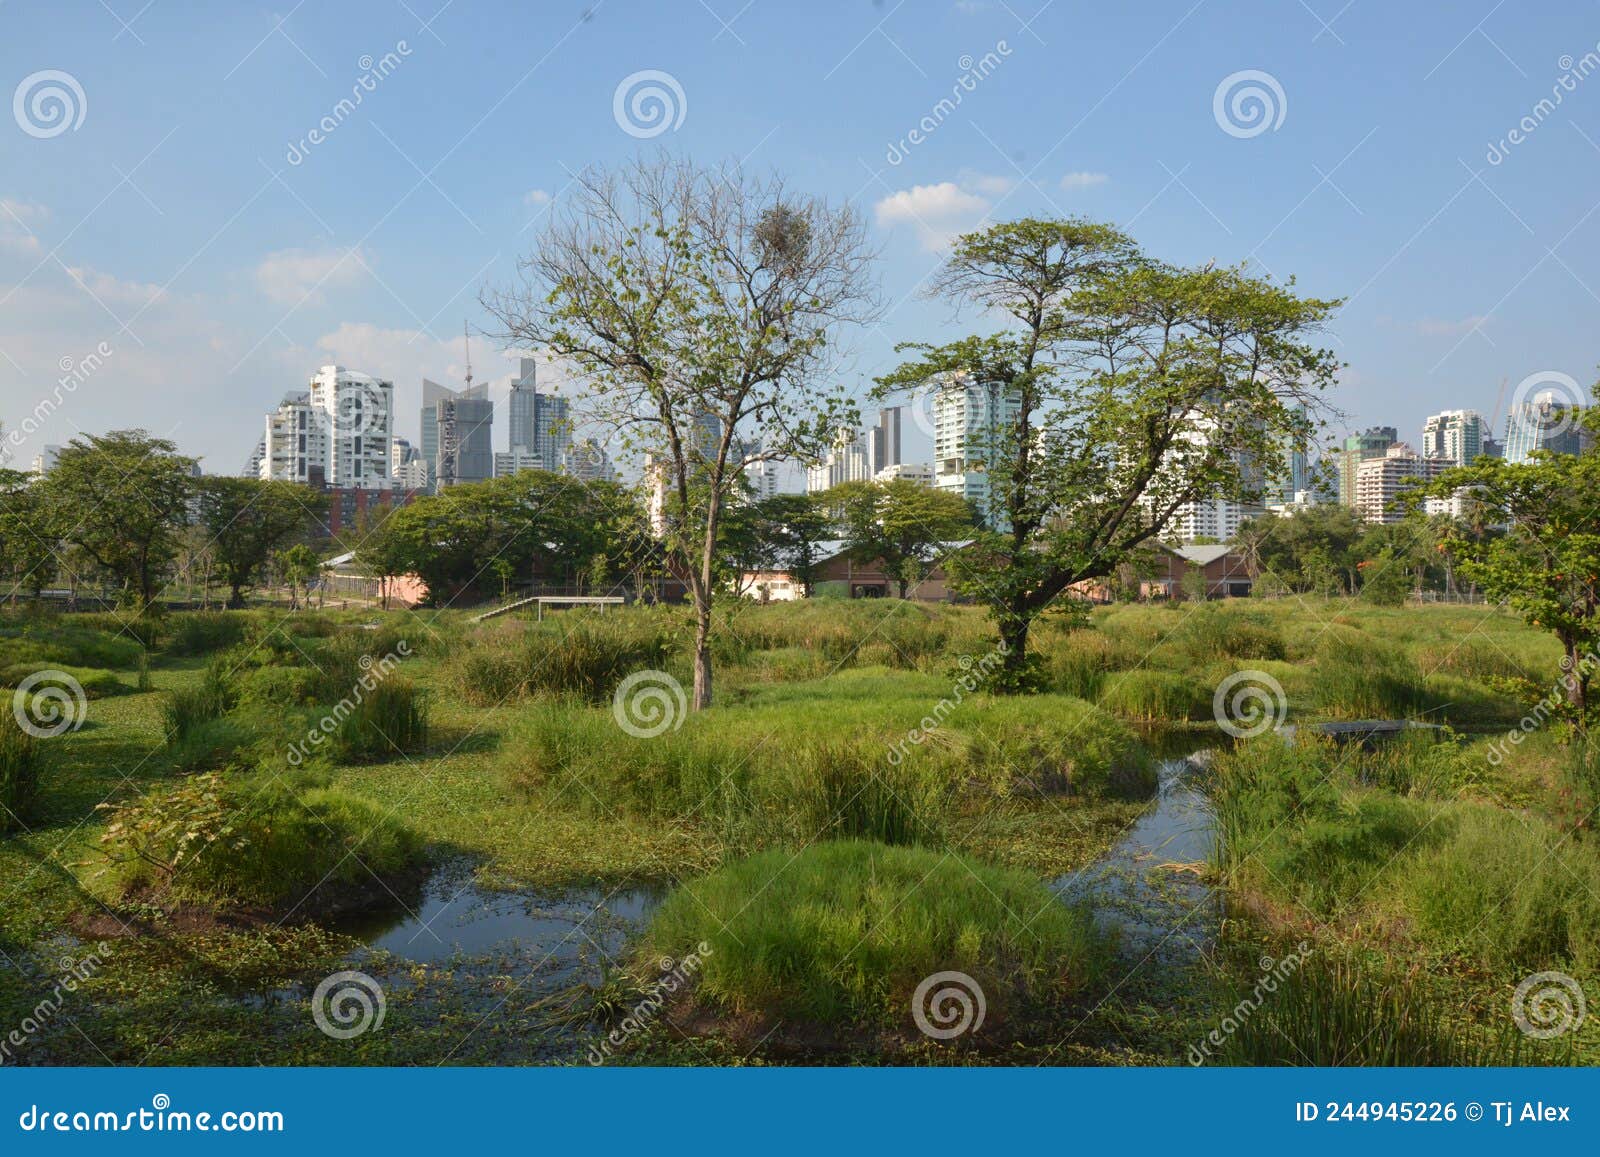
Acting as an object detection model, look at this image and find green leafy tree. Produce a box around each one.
[485,156,878,708]
[276,543,321,610]
[194,477,324,607]
[751,492,835,598]
[42,430,196,612]
[877,219,1339,680]
[1423,412,1600,714]
[0,467,58,598]
[828,479,974,598]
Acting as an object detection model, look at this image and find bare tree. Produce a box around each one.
[485,156,878,708]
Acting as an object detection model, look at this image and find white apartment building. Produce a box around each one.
[874,461,933,486]
[932,372,1021,530]
[806,428,873,492]
[1421,409,1488,465]
[1354,443,1444,524]
[260,366,394,491]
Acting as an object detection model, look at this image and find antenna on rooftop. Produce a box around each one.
[463,320,473,392]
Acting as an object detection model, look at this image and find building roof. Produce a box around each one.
[1169,543,1233,566]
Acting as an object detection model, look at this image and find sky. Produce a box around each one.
[2,0,1598,477]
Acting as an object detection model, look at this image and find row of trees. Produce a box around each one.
[484,156,1340,703]
[0,430,326,610]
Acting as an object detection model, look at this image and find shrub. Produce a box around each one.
[0,664,123,697]
[0,714,42,833]
[794,742,949,846]
[1315,640,1429,719]
[234,665,318,709]
[164,613,249,656]
[164,718,257,774]
[451,615,675,706]
[643,840,1106,1030]
[329,679,428,762]
[97,774,424,911]
[162,666,234,743]
[1403,806,1600,974]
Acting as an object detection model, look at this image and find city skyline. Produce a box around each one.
[4,2,1599,475]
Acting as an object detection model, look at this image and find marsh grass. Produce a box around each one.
[330,679,429,762]
[1220,953,1523,1066]
[0,714,41,833]
[644,840,1107,1031]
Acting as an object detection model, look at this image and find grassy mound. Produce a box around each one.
[644,840,1105,1032]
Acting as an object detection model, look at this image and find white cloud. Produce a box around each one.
[1059,171,1109,190]
[523,188,552,206]
[254,246,369,306]
[0,199,47,255]
[873,181,992,251]
[956,169,1015,197]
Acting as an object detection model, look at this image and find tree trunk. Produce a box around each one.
[1565,638,1588,716]
[999,610,1030,675]
[692,597,713,710]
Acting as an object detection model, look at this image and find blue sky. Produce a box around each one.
[2,0,1598,474]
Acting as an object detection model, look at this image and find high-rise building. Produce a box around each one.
[1421,409,1488,465]
[259,367,395,492]
[743,457,779,500]
[1354,443,1445,524]
[1505,394,1589,463]
[562,438,616,483]
[867,406,904,474]
[806,427,873,492]
[507,357,537,456]
[423,377,493,489]
[533,390,572,472]
[1336,426,1398,507]
[932,372,1021,531]
[391,437,429,491]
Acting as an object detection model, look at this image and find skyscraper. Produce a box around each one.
[867,406,903,474]
[1336,426,1398,508]
[1505,394,1588,462]
[1421,409,1488,465]
[932,372,1021,531]
[260,367,395,491]
[806,427,872,492]
[507,357,537,456]
[425,378,493,489]
[1354,443,1445,524]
